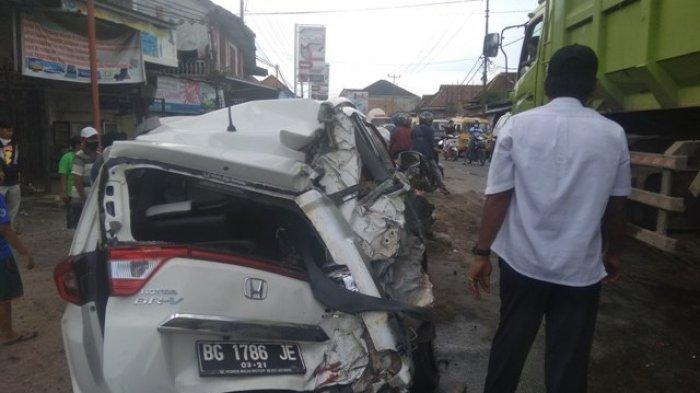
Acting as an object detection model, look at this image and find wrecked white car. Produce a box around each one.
[54,99,438,393]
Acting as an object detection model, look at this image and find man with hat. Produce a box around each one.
[69,126,100,224]
[468,45,631,392]
[0,121,22,225]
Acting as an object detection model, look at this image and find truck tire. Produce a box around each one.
[410,322,440,393]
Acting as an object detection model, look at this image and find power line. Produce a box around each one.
[388,4,462,75]
[246,0,483,15]
[400,1,480,76]
[411,0,483,75]
[141,0,208,19]
[403,12,464,75]
[460,56,483,84]
[479,10,532,14]
[264,24,295,84]
[502,36,524,47]
[133,2,206,24]
[254,44,480,67]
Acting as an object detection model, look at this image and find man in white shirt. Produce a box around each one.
[468,45,631,393]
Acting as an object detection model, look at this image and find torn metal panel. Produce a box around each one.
[312,112,362,195]
[296,190,402,351]
[303,103,435,390]
[350,195,405,260]
[373,234,434,309]
[310,315,369,390]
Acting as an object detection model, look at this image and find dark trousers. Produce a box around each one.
[484,259,601,393]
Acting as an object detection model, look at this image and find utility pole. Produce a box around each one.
[87,0,101,134]
[482,0,489,116]
[294,24,298,97]
[387,73,401,114]
[240,0,244,22]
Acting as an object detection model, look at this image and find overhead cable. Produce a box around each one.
[246,0,483,15]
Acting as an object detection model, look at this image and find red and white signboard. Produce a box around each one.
[310,63,330,100]
[295,24,326,83]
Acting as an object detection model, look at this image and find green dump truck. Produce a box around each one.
[488,0,700,253]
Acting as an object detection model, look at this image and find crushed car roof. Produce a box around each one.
[108,99,327,193]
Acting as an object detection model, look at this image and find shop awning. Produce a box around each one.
[224,76,279,103]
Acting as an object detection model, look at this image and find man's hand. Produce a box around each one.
[21,253,35,270]
[467,256,492,299]
[60,194,69,204]
[603,252,622,283]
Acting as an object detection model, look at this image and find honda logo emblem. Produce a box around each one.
[243,278,268,300]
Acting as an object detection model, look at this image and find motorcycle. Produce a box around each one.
[439,135,459,161]
[466,133,487,166]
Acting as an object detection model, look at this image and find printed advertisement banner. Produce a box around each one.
[61,0,178,67]
[341,90,369,114]
[21,12,145,84]
[149,75,220,115]
[295,24,326,83]
[310,63,330,100]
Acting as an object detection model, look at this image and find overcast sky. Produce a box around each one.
[212,0,539,96]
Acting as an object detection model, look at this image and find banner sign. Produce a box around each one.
[149,75,220,115]
[310,63,330,100]
[295,24,326,83]
[341,90,369,114]
[21,12,145,84]
[61,0,178,67]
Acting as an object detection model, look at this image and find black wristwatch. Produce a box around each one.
[471,244,491,257]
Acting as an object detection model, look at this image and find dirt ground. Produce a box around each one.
[0,197,72,393]
[430,160,700,393]
[1,162,699,393]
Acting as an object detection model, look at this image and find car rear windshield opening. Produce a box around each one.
[124,168,320,272]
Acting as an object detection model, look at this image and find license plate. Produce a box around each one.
[196,341,306,377]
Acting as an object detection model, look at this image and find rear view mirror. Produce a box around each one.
[483,33,501,58]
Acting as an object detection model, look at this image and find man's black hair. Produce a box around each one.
[545,44,598,102]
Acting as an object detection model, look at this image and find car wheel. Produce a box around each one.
[410,323,440,393]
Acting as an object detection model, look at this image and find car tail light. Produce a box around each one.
[108,245,307,297]
[109,246,188,296]
[54,257,84,305]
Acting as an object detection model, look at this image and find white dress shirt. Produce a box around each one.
[486,97,631,286]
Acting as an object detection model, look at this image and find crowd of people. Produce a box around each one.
[0,121,35,346]
[0,123,125,346]
[388,111,450,194]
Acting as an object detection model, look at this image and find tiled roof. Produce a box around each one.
[260,75,293,94]
[422,84,482,109]
[485,72,517,94]
[363,80,419,98]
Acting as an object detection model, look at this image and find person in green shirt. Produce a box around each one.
[58,136,81,228]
